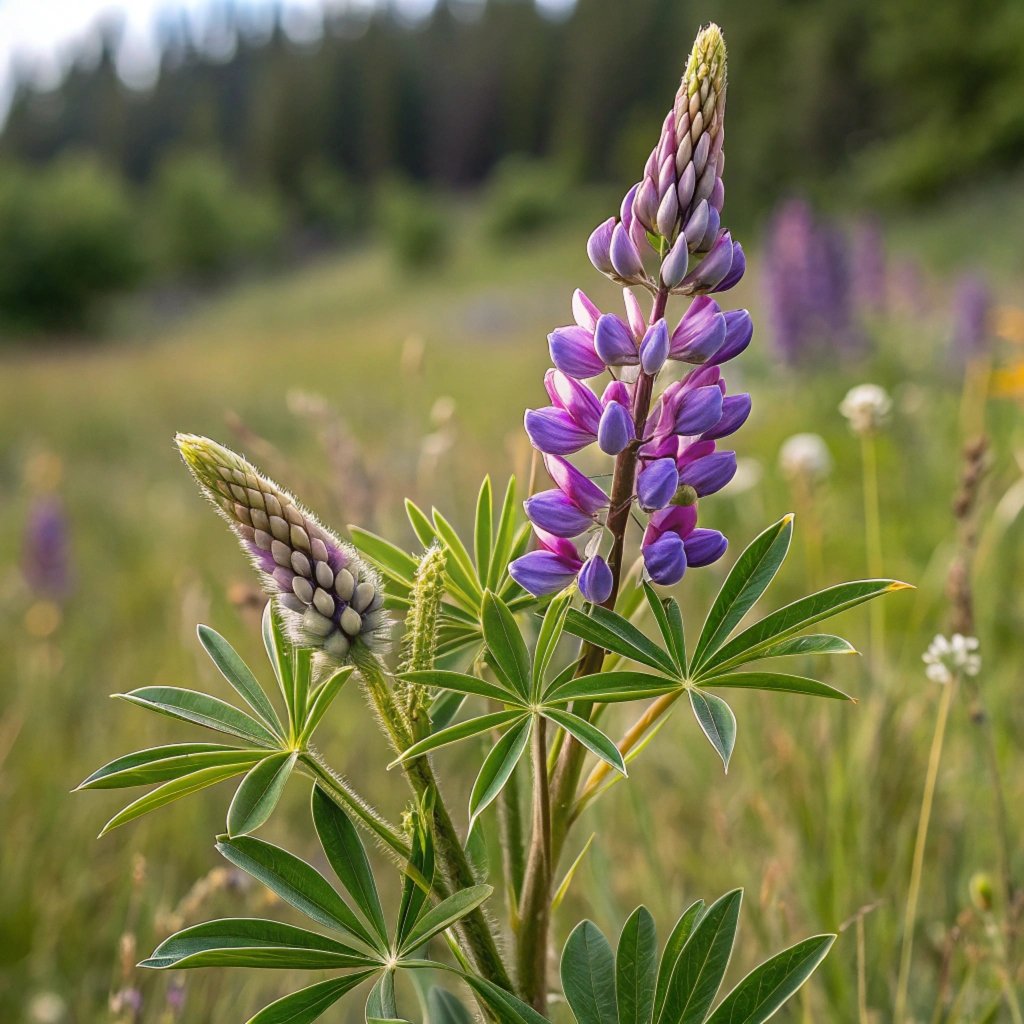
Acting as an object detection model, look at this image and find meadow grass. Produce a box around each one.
[1,208,1021,1022]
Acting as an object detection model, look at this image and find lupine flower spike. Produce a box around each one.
[176,434,390,663]
[514,24,752,596]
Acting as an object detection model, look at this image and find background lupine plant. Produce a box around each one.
[82,24,910,1024]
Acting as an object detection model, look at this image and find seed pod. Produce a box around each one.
[176,433,391,663]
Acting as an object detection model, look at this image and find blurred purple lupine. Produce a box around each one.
[511,24,751,597]
[951,274,992,362]
[22,496,73,601]
[763,198,861,363]
[850,218,887,315]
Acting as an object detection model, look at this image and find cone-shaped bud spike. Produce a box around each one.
[176,434,390,663]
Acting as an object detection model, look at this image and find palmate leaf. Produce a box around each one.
[656,889,742,1024]
[216,834,380,949]
[312,787,390,948]
[140,918,377,971]
[247,971,377,1024]
[688,690,736,772]
[78,743,265,790]
[616,907,657,1024]
[699,579,910,676]
[226,752,298,838]
[561,921,618,1024]
[116,686,281,748]
[468,716,532,831]
[705,934,835,1024]
[198,624,285,739]
[691,516,793,672]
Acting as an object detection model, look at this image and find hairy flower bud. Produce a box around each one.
[176,434,390,663]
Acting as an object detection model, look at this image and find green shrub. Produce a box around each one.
[0,155,144,332]
[151,151,285,279]
[298,161,365,239]
[482,156,571,240]
[376,178,449,272]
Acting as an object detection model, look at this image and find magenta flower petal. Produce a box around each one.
[525,490,595,538]
[548,326,605,379]
[544,370,603,434]
[594,313,638,366]
[543,454,608,515]
[524,408,594,455]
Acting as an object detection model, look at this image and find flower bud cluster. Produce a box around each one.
[177,434,390,662]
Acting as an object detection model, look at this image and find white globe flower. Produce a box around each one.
[839,383,892,435]
[778,433,833,482]
[922,633,981,685]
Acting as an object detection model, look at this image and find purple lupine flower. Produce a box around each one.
[176,434,390,663]
[22,495,73,600]
[512,23,746,601]
[850,218,886,314]
[951,273,991,362]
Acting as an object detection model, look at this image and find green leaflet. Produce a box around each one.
[226,751,298,837]
[247,972,378,1024]
[616,907,658,1024]
[78,743,264,790]
[561,921,618,1024]
[688,689,737,772]
[468,716,532,831]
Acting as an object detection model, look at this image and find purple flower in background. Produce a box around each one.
[951,274,991,361]
[22,496,73,601]
[763,198,862,363]
[511,24,748,602]
[850,218,887,314]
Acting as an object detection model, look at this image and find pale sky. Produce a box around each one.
[0,0,573,115]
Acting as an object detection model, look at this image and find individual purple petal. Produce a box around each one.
[578,555,613,604]
[572,289,602,332]
[644,505,698,546]
[682,230,734,292]
[535,528,583,561]
[637,458,679,512]
[683,529,728,567]
[594,313,638,366]
[674,384,725,436]
[713,309,753,363]
[601,379,631,407]
[640,320,670,374]
[543,454,608,515]
[715,241,746,291]
[701,393,751,440]
[679,450,737,496]
[587,218,615,275]
[524,408,594,455]
[655,187,679,238]
[661,237,690,289]
[683,199,709,249]
[509,550,580,596]
[610,222,644,280]
[634,178,660,232]
[623,288,646,340]
[525,490,595,538]
[698,205,722,252]
[670,295,726,362]
[544,370,603,433]
[597,401,635,456]
[643,533,687,586]
[548,326,605,379]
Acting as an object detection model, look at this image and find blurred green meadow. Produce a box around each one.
[2,189,1023,1023]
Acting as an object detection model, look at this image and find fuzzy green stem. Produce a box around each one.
[894,679,955,1023]
[353,646,514,994]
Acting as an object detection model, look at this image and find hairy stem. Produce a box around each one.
[353,647,514,993]
[894,679,955,1023]
[516,716,551,1010]
[515,284,670,1010]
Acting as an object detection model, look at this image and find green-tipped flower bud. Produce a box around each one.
[176,433,390,663]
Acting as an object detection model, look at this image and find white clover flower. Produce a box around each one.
[839,383,892,435]
[778,433,833,483]
[922,633,981,685]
